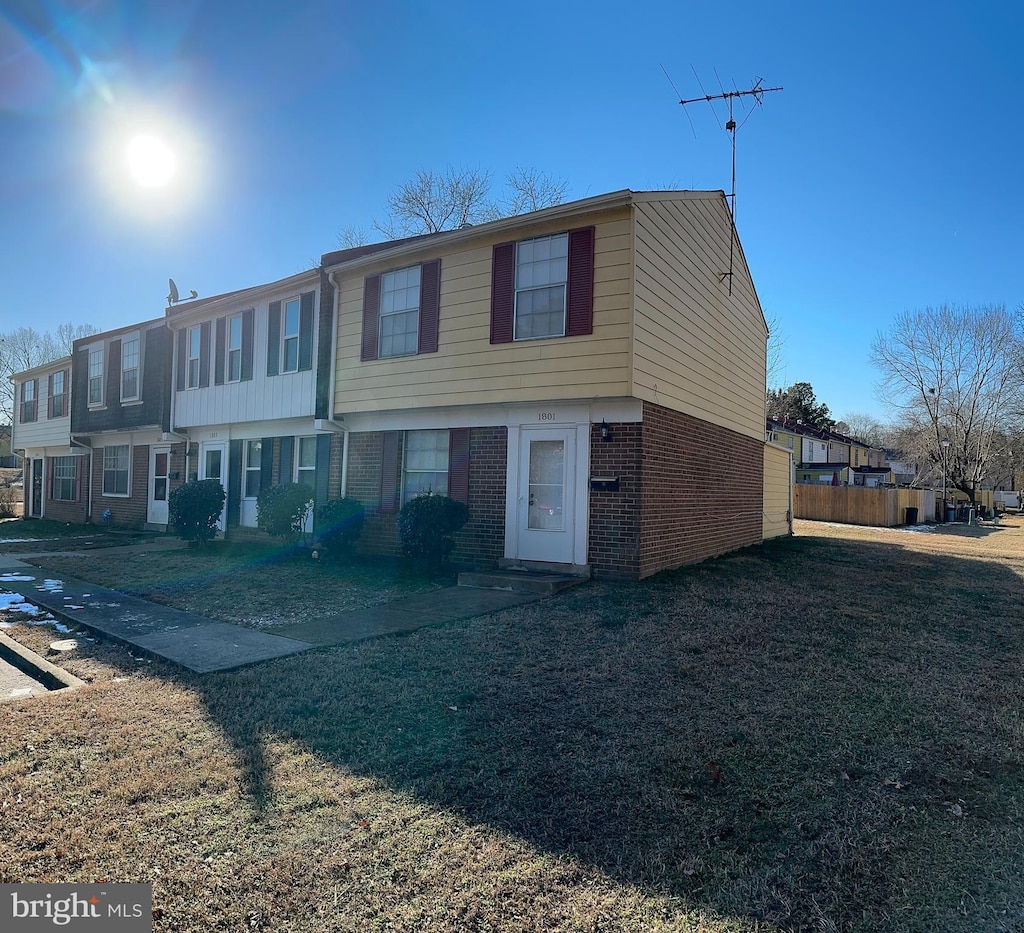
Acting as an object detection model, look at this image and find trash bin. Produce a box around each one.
[905,506,919,525]
[945,506,956,522]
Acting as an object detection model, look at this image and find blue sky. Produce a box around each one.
[2,0,1022,423]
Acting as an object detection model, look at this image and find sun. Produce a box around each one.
[126,134,176,187]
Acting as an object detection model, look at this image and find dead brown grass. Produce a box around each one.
[2,518,1024,931]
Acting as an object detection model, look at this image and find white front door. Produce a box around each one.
[516,427,577,564]
[199,442,227,530]
[147,446,171,525]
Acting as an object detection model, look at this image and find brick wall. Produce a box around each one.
[345,432,400,554]
[587,422,642,579]
[638,402,763,578]
[44,453,89,525]
[90,442,187,529]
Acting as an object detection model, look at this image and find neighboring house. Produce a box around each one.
[10,356,88,521]
[769,417,890,487]
[166,268,334,534]
[0,423,21,468]
[70,319,182,530]
[323,189,770,579]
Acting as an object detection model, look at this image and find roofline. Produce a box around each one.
[72,317,166,350]
[9,355,73,381]
[165,267,320,321]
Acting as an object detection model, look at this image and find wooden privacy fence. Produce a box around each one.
[793,485,936,527]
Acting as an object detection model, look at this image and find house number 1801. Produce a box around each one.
[537,412,555,421]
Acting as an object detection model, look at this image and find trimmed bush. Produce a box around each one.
[257,482,315,540]
[397,493,468,567]
[168,479,225,545]
[314,497,365,558]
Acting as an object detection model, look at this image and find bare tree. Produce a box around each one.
[337,225,370,249]
[0,323,98,425]
[871,304,1024,502]
[503,166,568,216]
[374,166,497,238]
[839,411,888,447]
[765,313,786,392]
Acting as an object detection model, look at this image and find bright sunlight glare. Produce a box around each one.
[126,134,176,187]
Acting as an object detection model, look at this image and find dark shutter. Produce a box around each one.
[418,259,441,354]
[448,428,470,506]
[260,437,274,493]
[107,339,121,407]
[267,301,281,376]
[298,290,315,371]
[241,309,254,381]
[379,431,400,514]
[360,274,381,361]
[214,317,226,385]
[46,457,53,500]
[490,241,515,344]
[315,433,331,510]
[279,436,294,485]
[566,226,596,336]
[198,321,211,388]
[175,329,186,391]
[47,374,54,419]
[227,440,243,527]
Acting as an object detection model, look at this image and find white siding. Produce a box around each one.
[11,366,71,451]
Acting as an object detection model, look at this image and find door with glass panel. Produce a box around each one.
[147,446,171,525]
[295,436,317,534]
[199,442,227,530]
[516,428,576,564]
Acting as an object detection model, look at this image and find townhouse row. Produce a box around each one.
[766,418,892,486]
[13,189,774,579]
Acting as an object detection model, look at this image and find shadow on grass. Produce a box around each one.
[183,532,1024,929]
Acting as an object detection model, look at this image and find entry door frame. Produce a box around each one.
[147,445,171,525]
[199,441,228,531]
[505,422,590,567]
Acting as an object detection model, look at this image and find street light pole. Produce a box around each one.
[941,439,951,522]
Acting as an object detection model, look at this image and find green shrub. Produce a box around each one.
[257,482,315,540]
[314,497,365,558]
[397,493,469,567]
[168,479,225,545]
[0,485,16,518]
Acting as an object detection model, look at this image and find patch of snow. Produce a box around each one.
[9,688,35,698]
[0,574,36,582]
[54,623,72,633]
[66,605,84,610]
[0,592,42,614]
[0,538,44,544]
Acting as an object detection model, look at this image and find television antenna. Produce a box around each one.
[678,74,782,294]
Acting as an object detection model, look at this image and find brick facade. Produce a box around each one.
[638,402,763,578]
[42,452,90,525]
[90,441,187,529]
[587,422,642,578]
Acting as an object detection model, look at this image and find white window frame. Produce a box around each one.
[50,370,66,419]
[243,440,262,499]
[379,265,420,358]
[52,456,76,501]
[102,445,130,497]
[296,436,317,488]
[88,345,104,407]
[227,314,243,383]
[186,326,201,389]
[402,429,449,505]
[20,379,36,423]
[281,298,301,374]
[121,333,140,402]
[513,232,568,341]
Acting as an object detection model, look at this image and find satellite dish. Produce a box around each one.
[167,278,179,304]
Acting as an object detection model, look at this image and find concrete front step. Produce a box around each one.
[457,569,587,595]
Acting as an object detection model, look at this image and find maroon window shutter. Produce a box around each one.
[418,259,441,354]
[379,431,400,514]
[490,242,515,344]
[448,428,470,506]
[361,274,381,361]
[47,374,54,419]
[566,226,595,336]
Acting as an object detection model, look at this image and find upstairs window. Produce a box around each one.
[514,233,568,340]
[282,298,301,373]
[20,379,37,423]
[49,370,66,418]
[121,335,140,401]
[187,326,201,388]
[267,292,315,376]
[227,314,243,382]
[379,265,421,358]
[88,346,104,405]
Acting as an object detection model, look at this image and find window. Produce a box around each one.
[19,380,37,423]
[379,265,420,358]
[296,436,316,487]
[102,445,130,496]
[281,298,301,373]
[514,233,568,340]
[227,314,242,382]
[244,440,262,498]
[88,346,104,405]
[50,370,66,418]
[187,327,201,388]
[402,430,449,504]
[52,457,76,501]
[121,335,140,401]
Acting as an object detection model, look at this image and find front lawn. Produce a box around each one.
[0,518,127,552]
[2,518,1024,931]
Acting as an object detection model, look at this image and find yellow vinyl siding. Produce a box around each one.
[631,195,767,440]
[763,442,793,539]
[334,209,633,414]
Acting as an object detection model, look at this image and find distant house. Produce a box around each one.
[768,418,891,487]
